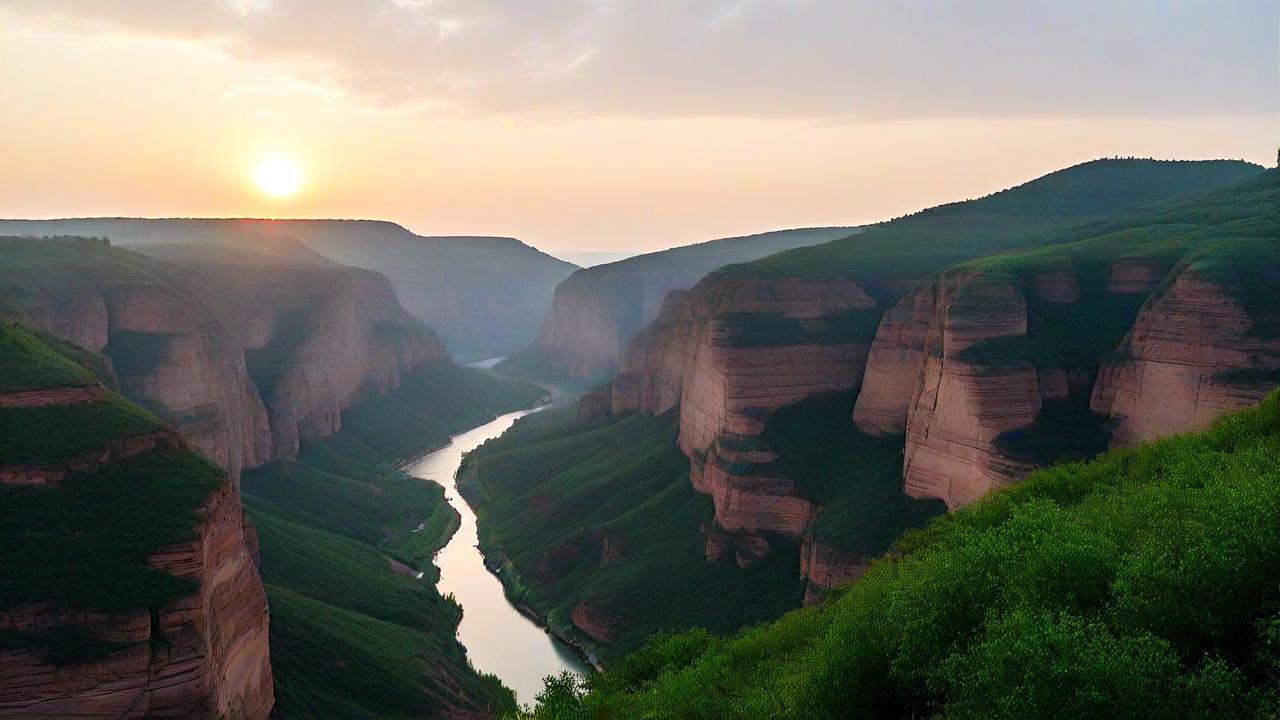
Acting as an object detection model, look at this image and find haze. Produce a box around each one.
[0,0,1274,254]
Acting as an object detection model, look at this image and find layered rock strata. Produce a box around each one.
[1092,266,1280,445]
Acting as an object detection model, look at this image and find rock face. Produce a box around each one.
[0,472,274,718]
[0,218,578,359]
[893,274,1046,508]
[607,273,877,539]
[172,255,448,459]
[1092,266,1280,446]
[2,239,447,478]
[0,327,273,717]
[531,227,860,380]
[799,536,871,606]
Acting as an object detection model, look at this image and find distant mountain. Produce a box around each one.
[0,218,579,359]
[502,226,860,382]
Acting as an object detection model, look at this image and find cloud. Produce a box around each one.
[2,0,1275,120]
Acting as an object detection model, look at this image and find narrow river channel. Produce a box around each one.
[404,408,589,705]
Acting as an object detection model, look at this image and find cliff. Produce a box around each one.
[0,238,448,478]
[590,159,1271,591]
[525,227,859,381]
[0,322,273,717]
[1092,248,1280,446]
[0,218,578,359]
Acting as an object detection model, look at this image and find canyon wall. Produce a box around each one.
[531,227,860,381]
[2,239,448,478]
[0,326,273,717]
[0,218,579,359]
[0,478,274,717]
[1092,262,1280,446]
[609,273,879,542]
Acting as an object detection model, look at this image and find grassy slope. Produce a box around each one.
[462,408,805,664]
[713,159,1262,348]
[522,390,1280,719]
[0,322,224,664]
[242,363,543,718]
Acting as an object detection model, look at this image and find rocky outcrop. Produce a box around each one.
[608,274,877,538]
[800,536,871,606]
[895,275,1046,508]
[570,603,623,644]
[532,227,860,380]
[852,283,937,435]
[0,475,274,717]
[184,259,448,458]
[1092,266,1280,446]
[3,239,448,478]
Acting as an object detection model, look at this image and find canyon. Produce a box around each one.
[0,236,518,718]
[469,159,1277,652]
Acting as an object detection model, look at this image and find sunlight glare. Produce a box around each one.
[255,156,301,197]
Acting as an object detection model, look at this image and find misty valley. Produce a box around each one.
[1,4,1278,718]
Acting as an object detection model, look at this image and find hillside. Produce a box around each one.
[467,159,1276,659]
[517,390,1280,719]
[501,227,859,383]
[0,218,579,359]
[0,321,274,716]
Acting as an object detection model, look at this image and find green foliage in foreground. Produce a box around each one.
[243,363,540,718]
[463,408,805,665]
[519,392,1280,719]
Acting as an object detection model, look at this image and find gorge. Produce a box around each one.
[2,157,1277,719]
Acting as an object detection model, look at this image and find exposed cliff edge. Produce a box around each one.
[578,160,1273,616]
[0,238,448,480]
[0,322,273,718]
[0,218,578,359]
[517,227,859,382]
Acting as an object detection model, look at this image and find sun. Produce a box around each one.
[255,156,301,197]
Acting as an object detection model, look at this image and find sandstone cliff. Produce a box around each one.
[1,238,448,477]
[528,227,859,381]
[584,160,1272,599]
[0,324,273,718]
[1092,256,1280,446]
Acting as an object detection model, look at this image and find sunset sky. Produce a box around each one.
[1,1,1275,254]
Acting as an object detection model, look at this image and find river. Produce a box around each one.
[403,408,589,705]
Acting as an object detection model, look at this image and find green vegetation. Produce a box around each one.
[242,363,541,718]
[737,159,1262,281]
[0,450,223,613]
[463,408,805,664]
[756,390,946,554]
[519,390,1280,719]
[0,320,98,390]
[714,307,885,348]
[265,584,513,719]
[0,392,164,463]
[0,321,228,666]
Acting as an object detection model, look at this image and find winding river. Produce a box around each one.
[404,408,589,705]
